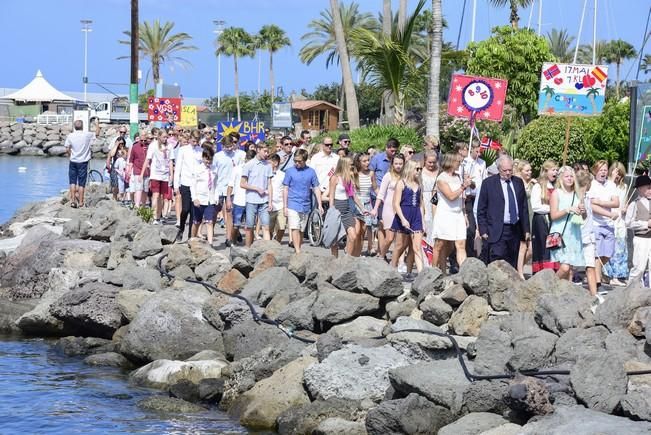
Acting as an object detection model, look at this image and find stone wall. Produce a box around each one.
[0,121,120,158]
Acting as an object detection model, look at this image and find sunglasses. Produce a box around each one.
[416,167,422,171]
[341,140,350,143]
[406,150,414,154]
[283,142,292,146]
[324,143,333,147]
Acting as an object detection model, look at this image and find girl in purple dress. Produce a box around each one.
[391,160,425,273]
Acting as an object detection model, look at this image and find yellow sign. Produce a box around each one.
[179,105,197,127]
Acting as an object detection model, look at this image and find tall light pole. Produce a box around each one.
[129,1,139,140]
[213,20,225,110]
[80,19,92,102]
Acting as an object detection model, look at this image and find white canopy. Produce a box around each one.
[2,70,76,102]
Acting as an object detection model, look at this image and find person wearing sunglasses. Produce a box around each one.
[277,136,295,171]
[129,130,152,208]
[337,133,351,150]
[309,137,339,205]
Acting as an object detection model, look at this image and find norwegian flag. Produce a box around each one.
[421,240,433,266]
[447,74,508,122]
[543,64,561,80]
[480,136,502,151]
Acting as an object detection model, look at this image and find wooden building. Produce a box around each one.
[291,100,341,132]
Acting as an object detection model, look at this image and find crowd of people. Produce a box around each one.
[64,121,650,298]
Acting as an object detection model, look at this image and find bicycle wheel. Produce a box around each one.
[88,169,104,184]
[307,209,324,246]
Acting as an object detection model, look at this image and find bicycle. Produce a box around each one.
[307,192,325,246]
[88,167,104,184]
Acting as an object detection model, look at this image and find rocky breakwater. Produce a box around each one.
[1,187,651,434]
[0,121,119,158]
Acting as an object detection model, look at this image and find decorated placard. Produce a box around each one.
[217,121,266,148]
[635,105,651,161]
[447,74,508,122]
[178,105,198,128]
[538,63,608,115]
[147,97,181,122]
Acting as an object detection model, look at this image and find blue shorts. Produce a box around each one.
[193,204,216,224]
[69,161,89,187]
[233,205,246,228]
[245,203,270,229]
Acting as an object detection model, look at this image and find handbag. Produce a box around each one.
[545,193,575,250]
[430,174,440,205]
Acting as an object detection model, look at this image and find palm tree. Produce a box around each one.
[488,0,535,30]
[216,27,255,121]
[641,54,651,75]
[426,0,442,139]
[541,85,555,112]
[546,28,575,63]
[330,0,360,129]
[352,0,426,124]
[586,87,600,113]
[118,19,197,87]
[576,40,611,64]
[258,25,291,102]
[605,39,637,99]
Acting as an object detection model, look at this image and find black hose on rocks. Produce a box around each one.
[156,255,651,382]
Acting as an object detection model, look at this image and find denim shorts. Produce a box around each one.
[245,202,270,228]
[193,204,216,224]
[233,205,246,228]
[68,161,88,187]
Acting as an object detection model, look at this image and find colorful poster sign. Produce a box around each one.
[447,74,508,122]
[538,63,608,116]
[635,105,651,161]
[217,121,266,146]
[147,97,181,122]
[178,105,197,128]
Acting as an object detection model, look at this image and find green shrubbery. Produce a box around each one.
[314,125,423,152]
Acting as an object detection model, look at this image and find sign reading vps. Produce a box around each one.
[147,97,181,122]
[538,63,608,116]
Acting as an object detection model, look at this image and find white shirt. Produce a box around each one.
[190,160,218,205]
[173,145,195,187]
[228,165,246,207]
[114,157,127,179]
[462,156,487,196]
[64,130,95,163]
[500,177,519,224]
[588,179,618,227]
[625,197,651,234]
[214,149,246,197]
[530,182,552,214]
[145,142,171,181]
[309,151,339,192]
[271,170,286,211]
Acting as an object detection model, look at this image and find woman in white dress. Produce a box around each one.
[431,153,471,272]
[420,151,439,246]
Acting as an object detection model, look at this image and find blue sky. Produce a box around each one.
[0,0,648,100]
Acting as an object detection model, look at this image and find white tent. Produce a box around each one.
[2,70,75,102]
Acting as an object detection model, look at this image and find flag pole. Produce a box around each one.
[562,116,573,166]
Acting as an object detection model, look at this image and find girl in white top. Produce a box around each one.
[141,129,174,224]
[329,156,364,258]
[530,160,559,274]
[354,152,377,256]
[420,150,439,245]
[190,146,219,245]
[431,153,471,272]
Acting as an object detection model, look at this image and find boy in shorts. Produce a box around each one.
[240,142,273,246]
[282,149,323,254]
[228,149,256,245]
[190,147,218,245]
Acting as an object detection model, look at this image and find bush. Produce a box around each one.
[516,116,596,173]
[314,125,423,152]
[135,206,153,223]
[586,101,630,163]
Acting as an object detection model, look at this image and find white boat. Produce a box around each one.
[18,166,27,173]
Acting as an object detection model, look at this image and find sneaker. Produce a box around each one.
[225,240,232,248]
[175,231,183,243]
[610,278,626,287]
[175,221,181,228]
[398,263,408,274]
[152,219,161,225]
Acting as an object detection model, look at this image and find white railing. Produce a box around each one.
[37,114,72,125]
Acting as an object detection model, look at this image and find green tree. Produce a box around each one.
[546,28,575,63]
[586,101,630,162]
[641,54,651,75]
[516,116,596,170]
[216,27,255,121]
[352,0,427,125]
[605,39,637,99]
[257,25,291,101]
[118,20,197,87]
[466,26,553,124]
[488,0,535,30]
[576,40,611,64]
[307,82,382,124]
[138,89,155,112]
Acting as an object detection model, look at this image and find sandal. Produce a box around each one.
[71,202,78,208]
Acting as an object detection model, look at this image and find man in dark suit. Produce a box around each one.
[476,156,530,268]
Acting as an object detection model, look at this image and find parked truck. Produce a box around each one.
[88,97,148,124]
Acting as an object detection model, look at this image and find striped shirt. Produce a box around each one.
[358,172,373,204]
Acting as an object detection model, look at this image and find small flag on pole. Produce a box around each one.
[543,64,561,80]
[480,136,502,151]
[591,66,607,82]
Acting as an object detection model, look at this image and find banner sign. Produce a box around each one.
[178,105,197,128]
[147,97,181,122]
[447,74,508,122]
[636,105,651,161]
[217,121,266,146]
[272,102,292,128]
[538,63,608,116]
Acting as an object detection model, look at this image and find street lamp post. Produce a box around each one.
[213,20,225,110]
[80,19,93,102]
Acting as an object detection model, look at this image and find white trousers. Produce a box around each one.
[628,236,651,285]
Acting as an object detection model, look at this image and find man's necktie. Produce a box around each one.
[506,179,517,224]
